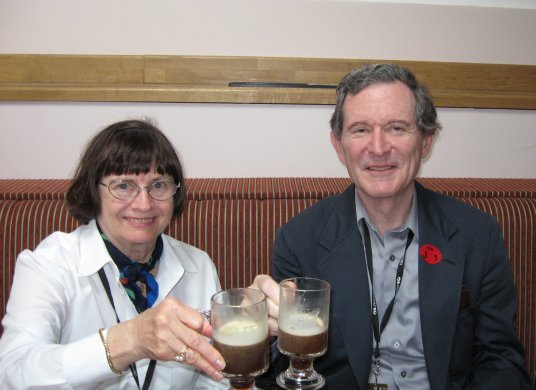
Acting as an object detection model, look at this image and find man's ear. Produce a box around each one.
[421,133,435,159]
[330,131,346,167]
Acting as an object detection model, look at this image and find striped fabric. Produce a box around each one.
[0,177,535,385]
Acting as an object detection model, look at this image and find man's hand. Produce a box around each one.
[249,274,280,336]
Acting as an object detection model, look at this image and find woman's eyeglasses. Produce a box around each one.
[100,180,180,201]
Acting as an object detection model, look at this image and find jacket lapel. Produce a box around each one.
[416,183,465,389]
[316,185,373,389]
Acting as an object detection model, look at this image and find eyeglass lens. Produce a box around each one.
[107,181,178,200]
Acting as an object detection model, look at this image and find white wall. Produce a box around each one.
[1,0,535,179]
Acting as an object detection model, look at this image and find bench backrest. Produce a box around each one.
[1,177,535,384]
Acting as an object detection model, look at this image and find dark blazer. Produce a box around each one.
[269,182,530,390]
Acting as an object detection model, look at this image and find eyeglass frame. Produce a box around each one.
[99,180,180,201]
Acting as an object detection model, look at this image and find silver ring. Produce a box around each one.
[174,346,189,363]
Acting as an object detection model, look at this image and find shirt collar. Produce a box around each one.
[78,220,112,277]
[78,221,187,304]
[355,186,419,239]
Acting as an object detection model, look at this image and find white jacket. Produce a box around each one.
[0,220,229,389]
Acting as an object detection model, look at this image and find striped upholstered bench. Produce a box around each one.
[0,177,535,385]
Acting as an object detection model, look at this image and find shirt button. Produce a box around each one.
[393,341,400,349]
[401,371,407,378]
[389,255,396,261]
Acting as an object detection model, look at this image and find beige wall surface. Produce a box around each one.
[0,0,535,179]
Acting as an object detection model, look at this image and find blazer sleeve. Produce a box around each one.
[463,220,531,389]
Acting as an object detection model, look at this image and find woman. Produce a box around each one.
[0,120,229,389]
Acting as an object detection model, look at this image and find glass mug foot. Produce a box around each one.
[276,369,325,390]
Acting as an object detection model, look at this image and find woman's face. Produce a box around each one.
[97,170,174,262]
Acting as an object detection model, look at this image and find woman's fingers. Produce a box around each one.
[162,299,226,377]
[173,341,225,381]
[173,312,224,359]
[126,297,225,380]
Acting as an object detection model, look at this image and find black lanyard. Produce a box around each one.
[362,222,414,387]
[98,268,156,390]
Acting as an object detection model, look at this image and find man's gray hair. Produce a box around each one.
[330,63,442,138]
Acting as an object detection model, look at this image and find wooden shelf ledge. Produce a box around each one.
[1,55,535,109]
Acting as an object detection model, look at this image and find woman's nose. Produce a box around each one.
[131,187,152,209]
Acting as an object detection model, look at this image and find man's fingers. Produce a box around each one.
[266,296,280,321]
[250,274,280,305]
[268,317,279,336]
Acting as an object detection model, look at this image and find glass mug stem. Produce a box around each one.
[229,376,256,390]
[290,356,315,371]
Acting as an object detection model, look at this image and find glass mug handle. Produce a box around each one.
[197,308,211,322]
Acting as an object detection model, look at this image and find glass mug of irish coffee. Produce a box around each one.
[211,288,270,390]
[277,277,330,390]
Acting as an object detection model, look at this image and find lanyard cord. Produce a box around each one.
[362,222,414,385]
[98,268,156,390]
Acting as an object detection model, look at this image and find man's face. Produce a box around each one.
[331,81,433,205]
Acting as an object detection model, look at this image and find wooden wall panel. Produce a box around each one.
[0,55,144,84]
[1,55,535,109]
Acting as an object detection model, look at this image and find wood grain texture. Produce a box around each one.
[1,55,535,109]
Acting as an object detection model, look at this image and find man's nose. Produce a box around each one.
[369,130,391,155]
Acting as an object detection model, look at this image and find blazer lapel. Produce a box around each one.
[316,186,373,389]
[416,183,466,389]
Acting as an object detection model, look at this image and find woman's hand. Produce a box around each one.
[249,274,280,336]
[106,297,225,381]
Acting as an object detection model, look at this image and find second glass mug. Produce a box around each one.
[277,277,331,390]
[210,288,270,390]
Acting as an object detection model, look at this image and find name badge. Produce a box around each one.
[367,384,388,390]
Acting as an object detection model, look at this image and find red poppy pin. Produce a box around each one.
[420,244,443,265]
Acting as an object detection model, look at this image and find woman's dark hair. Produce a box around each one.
[67,119,185,223]
[330,63,442,139]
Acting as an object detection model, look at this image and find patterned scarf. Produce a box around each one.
[99,226,163,313]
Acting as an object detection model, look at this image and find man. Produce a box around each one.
[255,64,530,389]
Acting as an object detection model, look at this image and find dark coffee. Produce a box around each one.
[214,336,269,375]
[278,328,328,356]
[213,320,269,376]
